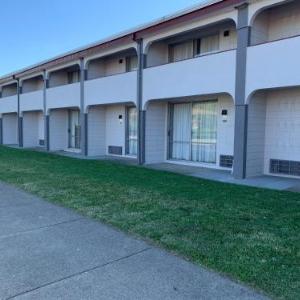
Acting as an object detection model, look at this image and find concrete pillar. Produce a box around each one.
[43,71,50,151]
[0,117,3,145]
[233,3,250,179]
[80,58,88,156]
[17,79,23,147]
[136,39,146,165]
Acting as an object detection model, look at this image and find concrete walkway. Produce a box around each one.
[148,163,300,192]
[0,182,268,300]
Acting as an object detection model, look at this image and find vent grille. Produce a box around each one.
[220,155,233,168]
[108,146,122,155]
[270,159,300,176]
[39,139,45,146]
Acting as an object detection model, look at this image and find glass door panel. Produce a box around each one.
[191,102,217,163]
[171,103,191,160]
[171,101,217,163]
[69,110,80,149]
[127,107,137,156]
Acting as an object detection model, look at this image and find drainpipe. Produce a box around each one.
[43,70,50,151]
[15,77,23,147]
[233,2,250,179]
[79,57,88,156]
[135,37,146,165]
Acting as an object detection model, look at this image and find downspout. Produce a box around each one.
[134,35,146,165]
[15,76,23,147]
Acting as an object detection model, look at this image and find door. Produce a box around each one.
[68,110,80,149]
[171,101,217,163]
[126,107,138,156]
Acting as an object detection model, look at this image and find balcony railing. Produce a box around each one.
[246,35,300,97]
[0,95,18,114]
[143,49,236,106]
[85,71,137,107]
[20,90,43,112]
[47,82,80,110]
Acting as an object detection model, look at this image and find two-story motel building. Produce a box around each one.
[0,0,300,180]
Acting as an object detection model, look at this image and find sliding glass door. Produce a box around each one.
[171,101,217,163]
[126,107,138,156]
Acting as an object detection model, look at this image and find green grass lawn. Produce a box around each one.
[0,146,299,299]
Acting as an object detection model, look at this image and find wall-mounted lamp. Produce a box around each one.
[119,115,123,124]
[222,109,228,122]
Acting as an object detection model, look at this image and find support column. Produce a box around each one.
[0,117,3,145]
[233,3,250,179]
[17,79,23,147]
[136,39,146,165]
[43,71,50,151]
[80,58,88,156]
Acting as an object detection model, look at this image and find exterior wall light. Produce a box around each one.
[119,115,123,124]
[222,109,228,122]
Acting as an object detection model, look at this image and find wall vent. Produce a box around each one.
[39,139,45,146]
[220,155,233,168]
[270,159,300,176]
[108,146,122,155]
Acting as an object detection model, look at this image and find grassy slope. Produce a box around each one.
[0,146,299,299]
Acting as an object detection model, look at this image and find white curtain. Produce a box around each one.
[128,107,137,155]
[129,56,138,71]
[172,103,191,160]
[200,34,219,54]
[191,102,217,163]
[172,41,193,62]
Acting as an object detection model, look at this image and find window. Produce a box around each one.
[126,107,138,156]
[169,41,194,62]
[67,71,79,84]
[170,101,217,163]
[196,34,220,55]
[126,56,138,72]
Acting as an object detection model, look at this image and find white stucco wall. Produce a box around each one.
[47,83,80,110]
[145,102,167,164]
[20,90,43,112]
[247,92,267,177]
[85,72,137,108]
[2,113,18,145]
[23,111,44,148]
[1,84,17,97]
[88,106,106,156]
[0,95,18,114]
[264,88,300,175]
[216,95,235,166]
[143,50,236,106]
[49,110,68,151]
[246,36,300,99]
[250,0,300,43]
[22,78,43,93]
[105,105,125,155]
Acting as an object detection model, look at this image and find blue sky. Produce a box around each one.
[0,0,205,76]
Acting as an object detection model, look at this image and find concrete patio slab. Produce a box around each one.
[148,163,300,191]
[0,181,269,300]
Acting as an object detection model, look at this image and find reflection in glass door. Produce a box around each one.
[171,101,217,163]
[127,107,137,156]
[68,110,80,149]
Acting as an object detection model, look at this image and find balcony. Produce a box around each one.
[85,71,137,107]
[20,90,43,112]
[143,50,236,106]
[0,95,18,114]
[46,82,80,110]
[246,36,300,98]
